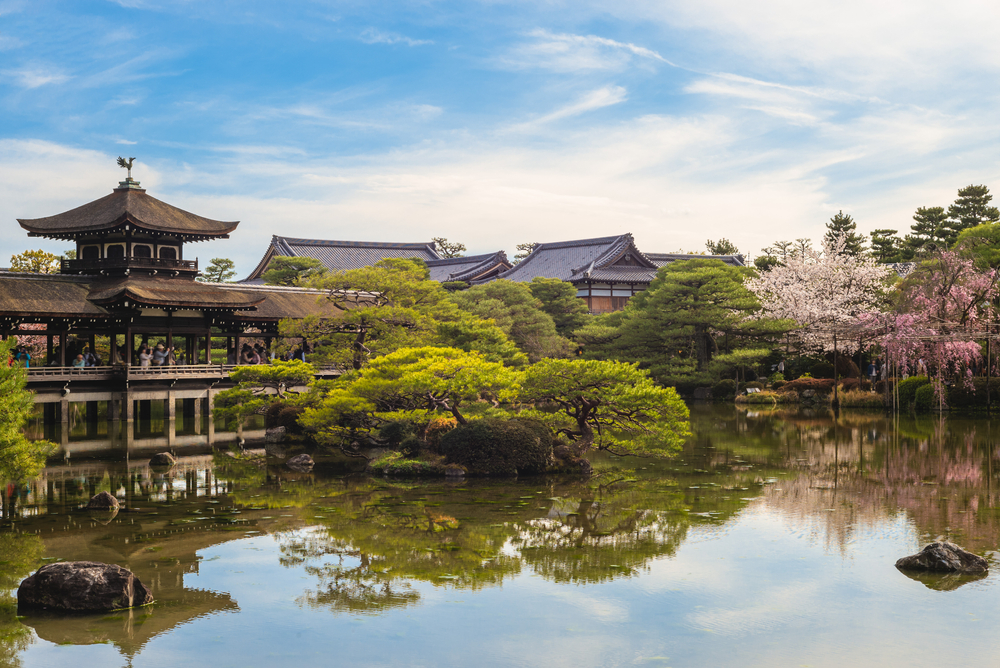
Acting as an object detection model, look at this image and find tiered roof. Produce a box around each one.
[425,251,511,282]
[18,182,238,241]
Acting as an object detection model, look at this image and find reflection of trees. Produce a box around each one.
[0,533,43,667]
[512,479,690,583]
[690,406,1000,555]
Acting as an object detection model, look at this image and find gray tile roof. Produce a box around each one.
[242,235,441,281]
[426,251,511,282]
[488,234,662,284]
[646,253,746,268]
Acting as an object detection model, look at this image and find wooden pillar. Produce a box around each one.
[125,397,134,422]
[125,329,133,366]
[58,330,66,366]
[46,334,53,366]
[234,335,241,364]
[166,392,176,420]
[60,397,69,424]
[204,334,211,365]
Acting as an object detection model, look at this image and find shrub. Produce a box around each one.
[743,381,764,391]
[771,379,786,390]
[439,417,553,476]
[838,389,884,409]
[896,375,930,410]
[368,452,446,476]
[810,361,835,379]
[425,416,458,448]
[798,372,813,379]
[946,378,1000,410]
[834,355,861,379]
[265,402,285,428]
[768,372,785,385]
[277,405,305,434]
[379,420,414,446]
[915,383,938,412]
[781,378,835,393]
[713,379,737,398]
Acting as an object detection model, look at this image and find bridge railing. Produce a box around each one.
[26,364,341,383]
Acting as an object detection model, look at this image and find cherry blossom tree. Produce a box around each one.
[745,232,893,353]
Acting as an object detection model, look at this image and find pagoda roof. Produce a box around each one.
[426,251,511,282]
[490,234,658,284]
[242,235,441,283]
[18,186,239,240]
[0,272,110,318]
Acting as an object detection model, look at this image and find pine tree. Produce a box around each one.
[0,339,52,482]
[432,237,466,258]
[824,211,865,256]
[705,238,740,256]
[869,229,903,263]
[947,184,999,239]
[906,206,950,254]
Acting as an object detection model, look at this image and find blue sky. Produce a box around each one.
[2,0,998,276]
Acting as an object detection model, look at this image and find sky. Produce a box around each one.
[1,0,999,277]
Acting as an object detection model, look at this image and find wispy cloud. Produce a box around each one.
[501,29,672,72]
[359,28,432,47]
[115,138,137,145]
[2,66,69,88]
[512,86,627,130]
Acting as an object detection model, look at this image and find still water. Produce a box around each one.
[3,405,1000,667]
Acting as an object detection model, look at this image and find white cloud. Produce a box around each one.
[3,66,69,88]
[501,29,671,72]
[359,28,432,47]
[511,86,627,129]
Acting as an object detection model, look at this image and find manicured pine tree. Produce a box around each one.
[824,211,866,256]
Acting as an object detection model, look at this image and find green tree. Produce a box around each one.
[513,242,539,263]
[955,223,1000,268]
[753,255,779,272]
[199,257,237,283]
[263,256,326,286]
[213,360,316,428]
[62,250,76,260]
[907,206,951,254]
[764,240,794,263]
[432,237,466,258]
[436,315,528,367]
[870,229,904,263]
[519,358,690,456]
[587,259,791,388]
[528,277,589,337]
[948,184,999,234]
[450,280,573,361]
[793,238,813,258]
[9,250,59,274]
[0,339,53,483]
[706,238,740,256]
[824,211,865,256]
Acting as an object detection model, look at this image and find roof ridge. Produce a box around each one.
[276,236,437,250]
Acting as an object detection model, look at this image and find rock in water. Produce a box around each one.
[895,541,988,574]
[18,562,154,612]
[286,454,315,472]
[149,452,176,467]
[86,491,119,510]
[265,426,286,443]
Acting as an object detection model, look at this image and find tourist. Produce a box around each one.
[152,344,170,366]
[16,347,30,368]
[71,354,86,368]
[137,347,153,368]
[240,344,254,365]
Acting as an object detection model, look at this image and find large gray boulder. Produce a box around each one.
[18,562,154,612]
[85,491,119,510]
[286,454,315,472]
[895,541,988,574]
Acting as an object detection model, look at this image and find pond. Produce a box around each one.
[2,404,999,667]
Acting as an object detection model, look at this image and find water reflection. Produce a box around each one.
[0,405,999,665]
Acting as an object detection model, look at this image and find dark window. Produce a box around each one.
[159,247,177,260]
[107,245,125,258]
[133,245,152,258]
[81,246,100,260]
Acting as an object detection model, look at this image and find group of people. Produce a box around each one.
[135,343,177,368]
[71,348,102,368]
[7,346,32,368]
[230,342,309,365]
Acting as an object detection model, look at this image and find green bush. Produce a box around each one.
[946,378,1000,410]
[277,405,305,434]
[896,375,930,409]
[439,417,553,476]
[834,355,861,379]
[768,372,785,385]
[713,379,737,398]
[810,361,834,378]
[915,383,937,412]
[771,379,786,390]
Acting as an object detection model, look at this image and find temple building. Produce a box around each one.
[243,233,742,313]
[2,170,355,453]
[242,235,511,284]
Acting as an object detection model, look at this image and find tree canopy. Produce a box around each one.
[705,238,740,256]
[528,277,590,337]
[9,250,59,274]
[263,256,326,286]
[199,257,237,283]
[824,211,866,256]
[449,279,573,361]
[0,340,53,482]
[432,237,466,258]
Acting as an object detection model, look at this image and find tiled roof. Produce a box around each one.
[426,251,511,282]
[646,253,746,267]
[488,234,657,283]
[242,235,441,281]
[18,187,238,240]
[0,272,109,318]
[87,278,266,310]
[573,267,659,284]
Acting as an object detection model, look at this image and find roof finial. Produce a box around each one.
[115,156,143,191]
